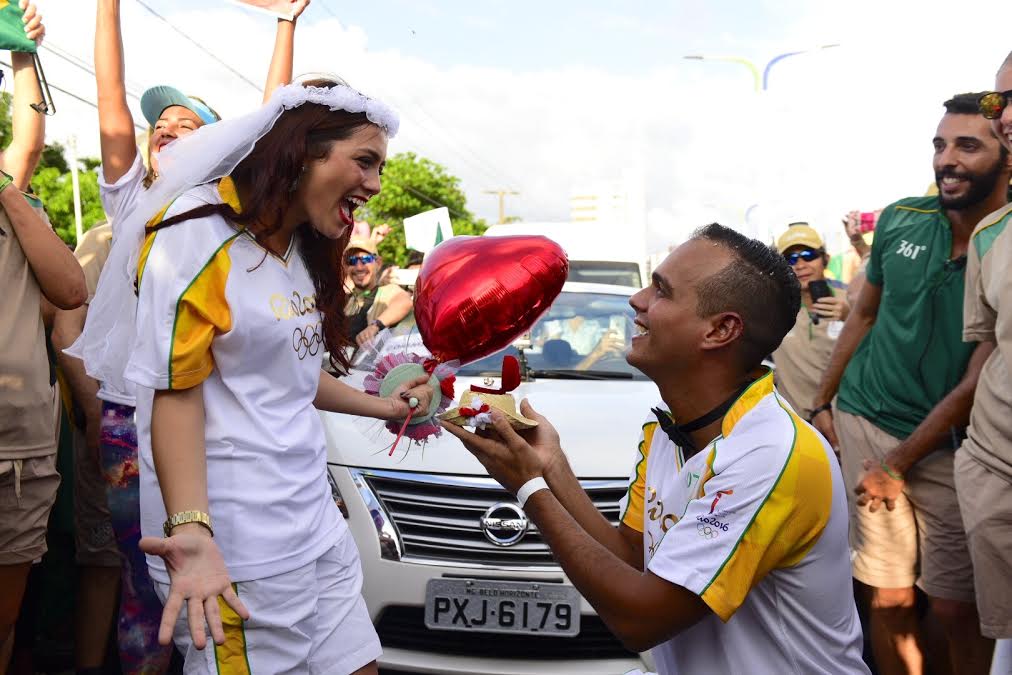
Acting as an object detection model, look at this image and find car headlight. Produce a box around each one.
[350,469,402,561]
[326,466,350,519]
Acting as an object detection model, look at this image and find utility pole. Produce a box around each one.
[68,135,83,243]
[484,189,519,224]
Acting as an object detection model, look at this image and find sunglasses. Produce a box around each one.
[784,249,821,265]
[347,254,376,266]
[978,90,1012,120]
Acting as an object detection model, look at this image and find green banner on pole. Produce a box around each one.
[0,1,36,53]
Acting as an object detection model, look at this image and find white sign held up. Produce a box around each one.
[403,207,453,254]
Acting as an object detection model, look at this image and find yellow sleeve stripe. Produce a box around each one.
[895,205,938,214]
[214,583,251,674]
[621,422,657,533]
[167,234,240,390]
[700,397,831,622]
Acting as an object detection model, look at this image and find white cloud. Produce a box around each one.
[28,0,1012,257]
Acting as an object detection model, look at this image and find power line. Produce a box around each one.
[133,0,262,93]
[0,59,147,131]
[41,43,143,101]
[317,1,340,19]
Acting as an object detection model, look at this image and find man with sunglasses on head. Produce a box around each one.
[954,55,1012,647]
[811,92,1012,675]
[343,236,413,347]
[771,222,849,418]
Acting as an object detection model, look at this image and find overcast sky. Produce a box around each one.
[29,0,1012,253]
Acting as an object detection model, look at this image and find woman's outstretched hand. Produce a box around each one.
[139,527,250,649]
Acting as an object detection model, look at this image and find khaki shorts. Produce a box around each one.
[72,425,119,568]
[835,410,974,602]
[954,448,1012,638]
[0,454,61,565]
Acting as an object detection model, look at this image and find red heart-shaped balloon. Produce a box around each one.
[414,235,569,365]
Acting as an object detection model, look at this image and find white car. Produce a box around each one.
[323,282,659,674]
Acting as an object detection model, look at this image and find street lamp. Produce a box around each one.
[683,44,840,92]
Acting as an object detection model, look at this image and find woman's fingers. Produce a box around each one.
[159,591,184,646]
[188,596,208,650]
[221,585,251,620]
[204,595,226,645]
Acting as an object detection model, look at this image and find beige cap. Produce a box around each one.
[776,222,825,253]
[345,237,378,255]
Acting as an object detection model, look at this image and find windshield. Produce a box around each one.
[459,291,647,380]
[567,261,642,288]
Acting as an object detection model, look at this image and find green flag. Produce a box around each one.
[0,1,36,53]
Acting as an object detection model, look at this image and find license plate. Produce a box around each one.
[424,579,581,636]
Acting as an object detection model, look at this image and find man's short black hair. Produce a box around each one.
[406,248,425,267]
[944,92,990,115]
[691,223,801,371]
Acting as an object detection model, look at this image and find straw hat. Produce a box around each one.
[439,391,538,430]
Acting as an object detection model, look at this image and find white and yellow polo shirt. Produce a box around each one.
[125,181,343,584]
[619,371,868,674]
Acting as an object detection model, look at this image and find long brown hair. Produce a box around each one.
[153,81,376,374]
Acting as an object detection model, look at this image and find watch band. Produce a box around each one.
[808,402,832,423]
[163,510,214,538]
[372,318,386,330]
[516,477,549,508]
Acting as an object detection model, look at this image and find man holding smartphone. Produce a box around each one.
[811,93,1011,675]
[771,222,850,417]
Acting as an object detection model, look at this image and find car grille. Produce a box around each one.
[376,605,636,660]
[360,470,627,568]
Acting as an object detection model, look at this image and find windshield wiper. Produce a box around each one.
[528,369,634,380]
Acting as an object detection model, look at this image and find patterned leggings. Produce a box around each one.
[99,401,173,674]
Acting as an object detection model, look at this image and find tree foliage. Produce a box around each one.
[358,151,486,267]
[0,92,105,248]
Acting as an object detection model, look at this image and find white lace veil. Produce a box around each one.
[66,82,400,388]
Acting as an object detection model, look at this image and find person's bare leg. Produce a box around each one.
[930,597,994,675]
[869,586,924,675]
[350,662,379,675]
[74,565,120,669]
[0,563,31,675]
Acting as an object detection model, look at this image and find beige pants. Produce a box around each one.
[0,454,60,564]
[955,448,1012,638]
[835,410,974,602]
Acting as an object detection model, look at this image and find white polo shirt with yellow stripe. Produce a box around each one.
[619,371,868,674]
[125,182,344,585]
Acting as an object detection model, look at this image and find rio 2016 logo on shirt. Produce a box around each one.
[696,514,730,537]
[270,291,318,321]
[895,240,927,260]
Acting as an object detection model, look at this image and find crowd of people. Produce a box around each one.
[1,0,1011,673]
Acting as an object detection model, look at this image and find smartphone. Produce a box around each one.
[808,279,833,303]
[609,315,627,342]
[859,212,876,234]
[807,280,832,326]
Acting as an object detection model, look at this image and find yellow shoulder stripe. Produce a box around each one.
[700,397,831,622]
[167,234,240,389]
[621,421,657,533]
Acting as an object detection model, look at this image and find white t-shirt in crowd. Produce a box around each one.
[94,151,147,406]
[619,371,869,675]
[124,182,343,584]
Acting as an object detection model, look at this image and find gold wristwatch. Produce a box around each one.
[163,510,214,538]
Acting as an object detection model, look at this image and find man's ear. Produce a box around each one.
[700,312,744,352]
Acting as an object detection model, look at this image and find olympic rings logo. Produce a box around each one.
[293,322,323,360]
[697,522,718,539]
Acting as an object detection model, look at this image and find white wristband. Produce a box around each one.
[516,476,549,507]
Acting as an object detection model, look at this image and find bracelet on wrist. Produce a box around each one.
[163,510,214,538]
[808,403,832,423]
[880,460,904,482]
[0,170,13,195]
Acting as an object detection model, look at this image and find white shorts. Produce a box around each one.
[155,530,381,675]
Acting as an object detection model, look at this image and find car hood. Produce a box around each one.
[322,371,660,478]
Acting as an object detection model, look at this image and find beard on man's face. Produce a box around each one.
[935,156,1006,210]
